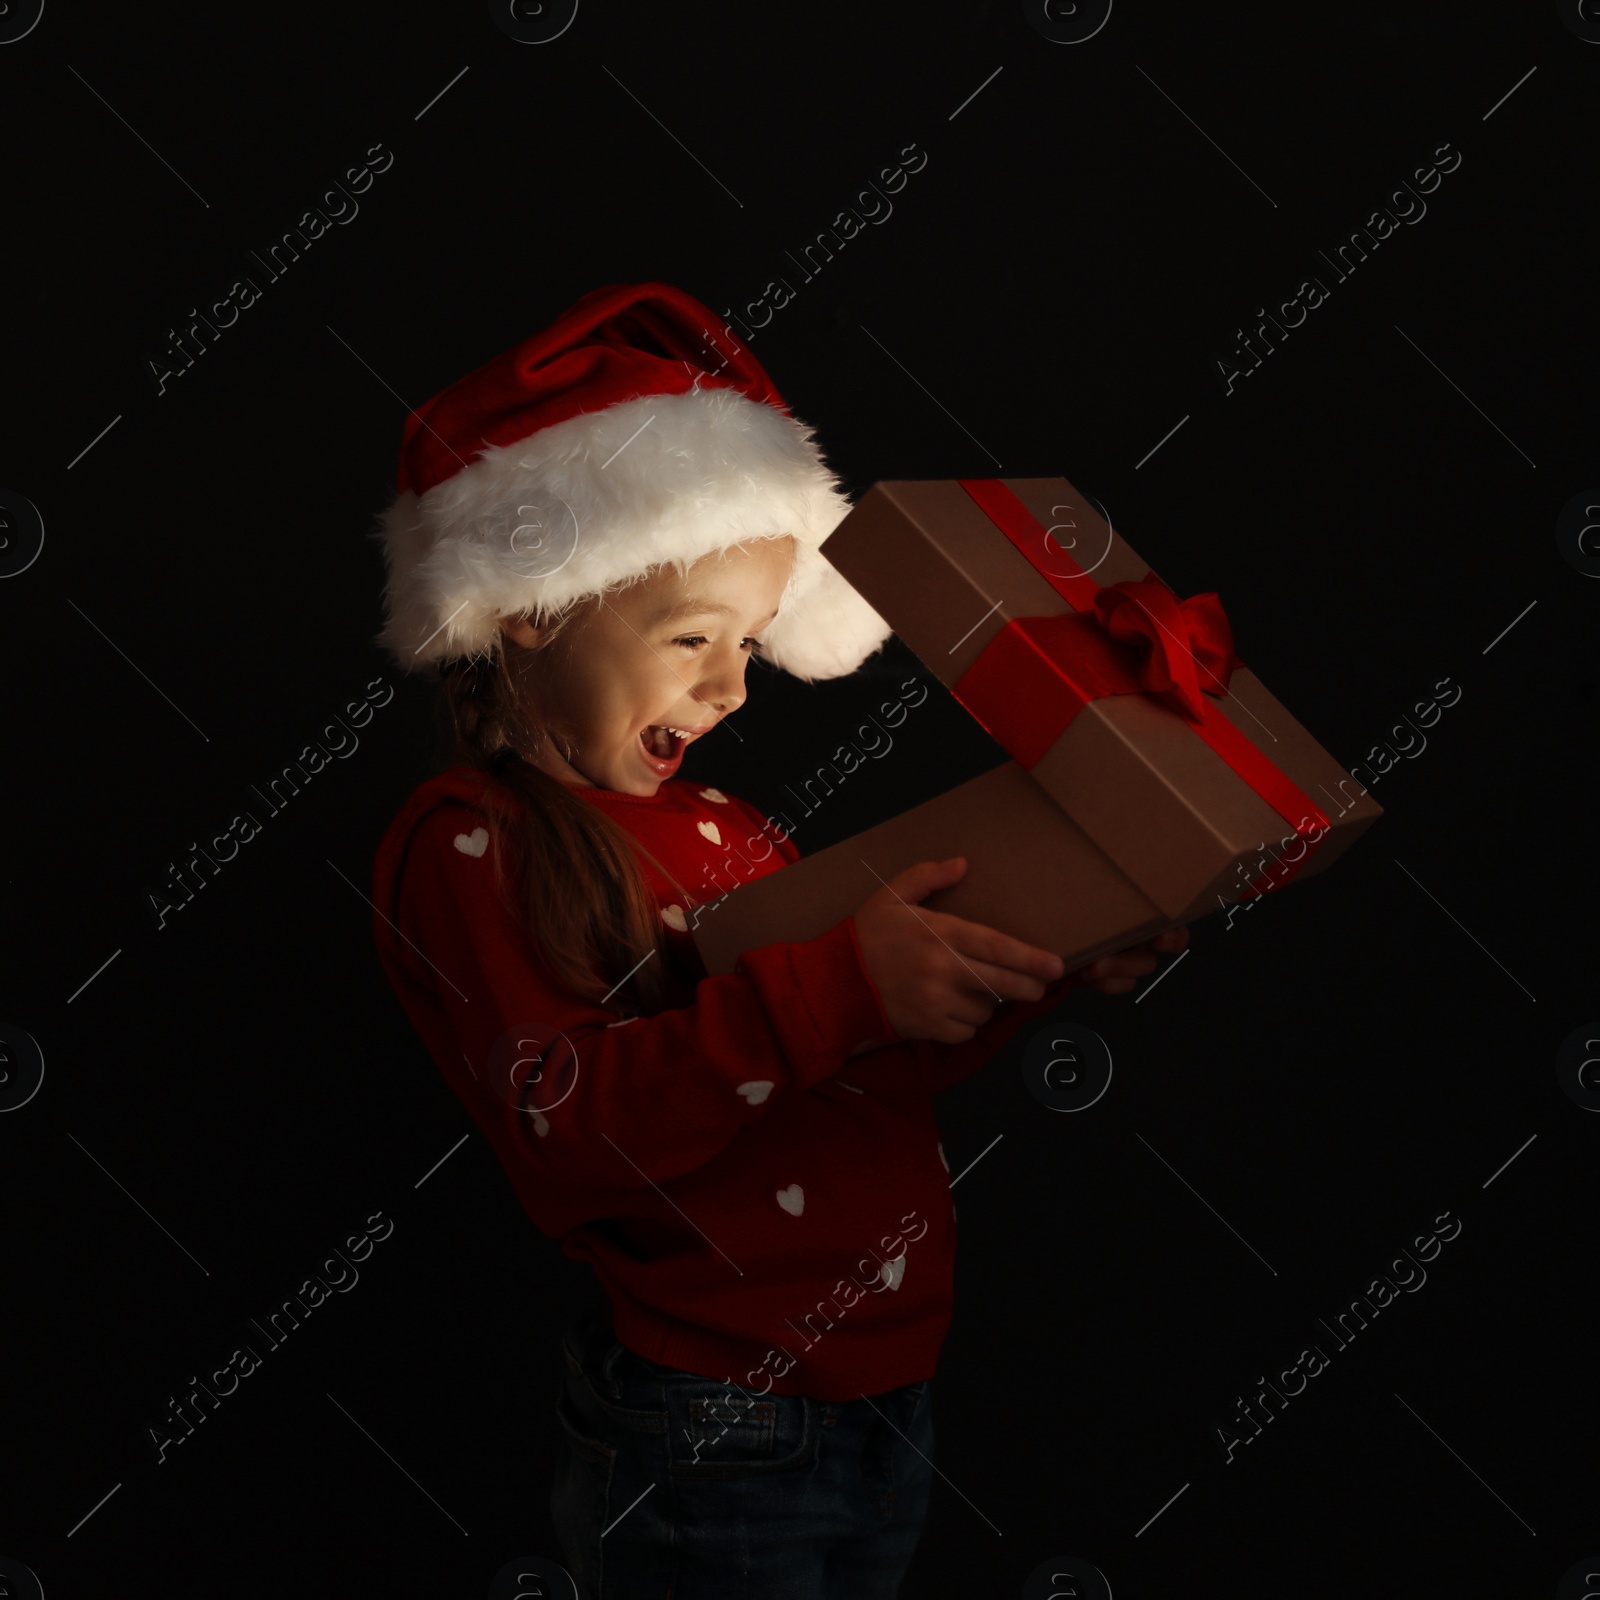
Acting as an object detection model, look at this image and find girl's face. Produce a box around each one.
[499,536,796,796]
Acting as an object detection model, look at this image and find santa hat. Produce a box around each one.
[370,281,893,683]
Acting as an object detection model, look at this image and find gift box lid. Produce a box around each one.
[817,477,1382,919]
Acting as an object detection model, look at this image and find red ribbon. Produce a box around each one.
[952,479,1332,902]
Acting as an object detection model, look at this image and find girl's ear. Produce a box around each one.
[498,614,542,650]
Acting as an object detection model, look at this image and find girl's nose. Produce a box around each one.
[696,661,747,718]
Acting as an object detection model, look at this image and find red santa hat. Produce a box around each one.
[371,281,893,683]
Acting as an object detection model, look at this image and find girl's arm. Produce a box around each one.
[385,800,895,1194]
[724,794,1084,1098]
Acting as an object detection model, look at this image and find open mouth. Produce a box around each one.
[640,726,688,760]
[638,720,716,769]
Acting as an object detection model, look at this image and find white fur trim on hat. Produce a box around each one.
[371,385,893,683]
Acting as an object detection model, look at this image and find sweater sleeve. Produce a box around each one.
[391,800,895,1195]
[906,976,1084,1095]
[831,973,1085,1100]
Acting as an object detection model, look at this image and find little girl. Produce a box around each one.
[367,282,1182,1599]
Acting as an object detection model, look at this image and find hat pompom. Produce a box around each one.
[758,543,893,683]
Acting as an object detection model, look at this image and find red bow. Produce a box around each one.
[1089,576,1239,723]
[950,575,1243,771]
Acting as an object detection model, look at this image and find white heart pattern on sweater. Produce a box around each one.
[880,1253,906,1291]
[660,904,688,932]
[696,819,722,847]
[698,787,728,804]
[776,1184,804,1216]
[453,827,489,857]
[736,1081,774,1105]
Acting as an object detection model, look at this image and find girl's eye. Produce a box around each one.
[674,635,757,652]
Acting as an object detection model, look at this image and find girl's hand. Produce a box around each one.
[851,857,1068,1044]
[1071,924,1190,994]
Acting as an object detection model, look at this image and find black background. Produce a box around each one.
[4,1,1598,1595]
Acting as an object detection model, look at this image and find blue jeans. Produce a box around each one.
[549,1311,936,1598]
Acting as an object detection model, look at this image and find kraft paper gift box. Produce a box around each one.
[690,476,1382,978]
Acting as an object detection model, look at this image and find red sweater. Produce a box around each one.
[370,764,1080,1400]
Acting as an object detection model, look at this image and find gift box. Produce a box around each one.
[690,476,1382,978]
